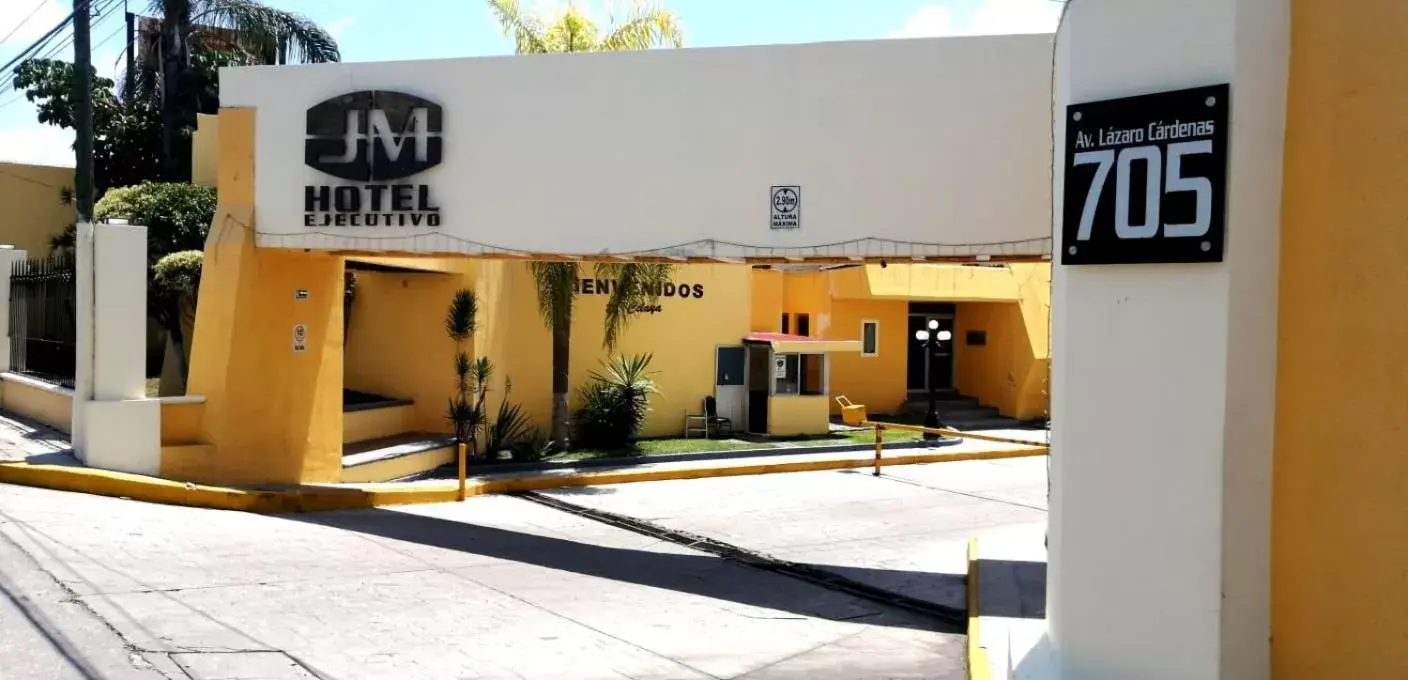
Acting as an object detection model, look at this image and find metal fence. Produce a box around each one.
[8,256,77,388]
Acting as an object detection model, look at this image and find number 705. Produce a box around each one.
[1072,140,1214,241]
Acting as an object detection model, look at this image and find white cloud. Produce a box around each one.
[891,0,1062,39]
[0,0,69,47]
[0,123,75,167]
[325,17,357,43]
[890,5,957,39]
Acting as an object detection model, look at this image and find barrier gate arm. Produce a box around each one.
[833,396,1050,476]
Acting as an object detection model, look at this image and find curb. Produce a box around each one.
[968,537,992,680]
[0,444,1048,514]
[438,436,966,477]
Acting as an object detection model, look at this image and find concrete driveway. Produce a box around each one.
[541,457,1050,613]
[0,483,966,680]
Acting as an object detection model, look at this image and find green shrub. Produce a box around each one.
[572,353,658,450]
[94,182,216,263]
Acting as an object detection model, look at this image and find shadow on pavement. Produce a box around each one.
[285,507,966,634]
[975,559,1047,619]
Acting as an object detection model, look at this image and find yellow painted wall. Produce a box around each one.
[166,108,345,486]
[344,266,474,434]
[473,263,752,440]
[756,263,1050,420]
[780,271,832,337]
[827,297,908,415]
[1272,2,1408,677]
[952,265,1050,421]
[0,162,73,257]
[768,395,830,437]
[750,268,783,333]
[159,401,203,445]
[191,113,220,188]
[0,376,72,432]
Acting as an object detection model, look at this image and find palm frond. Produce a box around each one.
[598,262,674,351]
[445,288,478,342]
[485,0,551,54]
[598,2,683,51]
[186,0,341,64]
[529,261,579,331]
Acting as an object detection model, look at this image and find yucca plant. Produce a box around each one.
[573,353,659,450]
[487,377,534,456]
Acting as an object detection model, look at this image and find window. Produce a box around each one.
[796,313,811,337]
[861,320,879,357]
[966,330,988,346]
[780,314,790,334]
[774,353,825,396]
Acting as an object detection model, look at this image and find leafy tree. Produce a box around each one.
[12,59,163,197]
[93,182,216,261]
[488,0,682,450]
[151,250,203,385]
[145,0,341,181]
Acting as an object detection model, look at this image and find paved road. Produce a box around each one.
[0,483,966,679]
[542,457,1050,613]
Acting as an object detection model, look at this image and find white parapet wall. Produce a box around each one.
[0,246,29,373]
[1047,1,1288,680]
[72,222,160,476]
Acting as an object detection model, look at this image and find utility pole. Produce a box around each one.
[125,9,135,101]
[73,0,94,222]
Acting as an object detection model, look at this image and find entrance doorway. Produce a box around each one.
[714,346,746,428]
[746,344,772,433]
[907,314,955,393]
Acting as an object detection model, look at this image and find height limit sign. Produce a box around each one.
[770,186,800,230]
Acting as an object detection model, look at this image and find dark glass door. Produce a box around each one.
[907,316,927,390]
[908,315,955,392]
[928,317,955,390]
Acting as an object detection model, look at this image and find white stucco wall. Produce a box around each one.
[222,36,1055,259]
[73,223,160,476]
[1047,1,1287,679]
[0,247,28,373]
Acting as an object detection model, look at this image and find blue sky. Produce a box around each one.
[0,0,1061,167]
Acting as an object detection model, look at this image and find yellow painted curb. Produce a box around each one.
[0,444,1047,514]
[968,537,992,680]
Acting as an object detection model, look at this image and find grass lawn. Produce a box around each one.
[543,428,927,464]
[833,428,925,445]
[548,437,771,463]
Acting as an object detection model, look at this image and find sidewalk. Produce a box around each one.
[968,525,1053,680]
[0,412,1047,513]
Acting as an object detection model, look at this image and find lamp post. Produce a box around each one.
[914,320,953,441]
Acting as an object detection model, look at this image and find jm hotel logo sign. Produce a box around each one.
[303,90,443,228]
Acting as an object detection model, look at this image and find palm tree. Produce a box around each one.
[488,0,682,450]
[146,0,341,181]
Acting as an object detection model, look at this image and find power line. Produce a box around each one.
[0,0,52,50]
[0,12,74,77]
[0,0,123,99]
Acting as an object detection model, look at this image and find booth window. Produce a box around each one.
[861,320,879,356]
[775,353,825,396]
[781,314,790,334]
[796,314,811,337]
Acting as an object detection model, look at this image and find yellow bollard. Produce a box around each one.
[873,424,884,477]
[457,442,468,501]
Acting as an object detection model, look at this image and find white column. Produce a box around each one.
[72,222,160,475]
[1047,1,1288,680]
[0,247,29,373]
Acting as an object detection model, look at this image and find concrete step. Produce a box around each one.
[342,432,457,483]
[940,416,1026,431]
